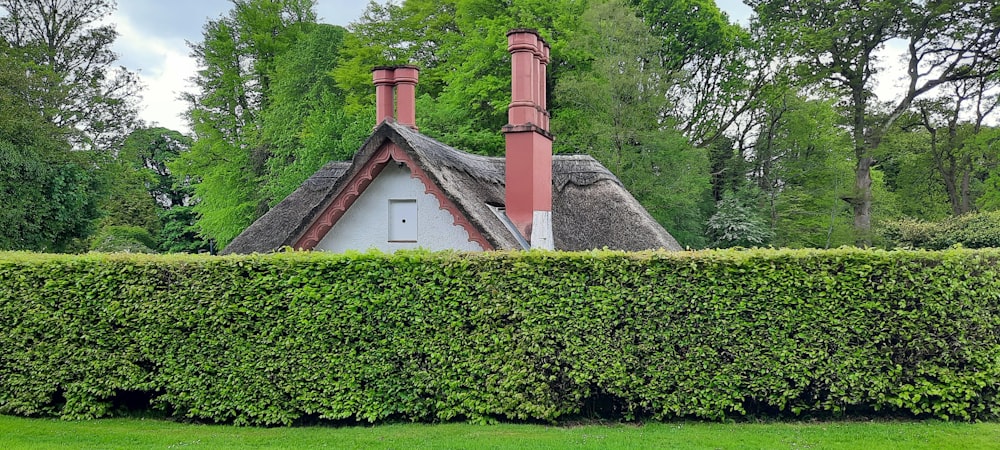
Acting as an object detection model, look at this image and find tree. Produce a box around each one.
[972,126,1000,210]
[0,0,144,251]
[707,189,773,247]
[750,94,857,248]
[749,0,1000,244]
[0,0,140,151]
[95,164,161,235]
[555,0,712,247]
[116,127,210,253]
[259,23,369,205]
[0,45,101,251]
[93,127,211,253]
[338,0,735,245]
[913,76,1000,215]
[630,0,772,148]
[873,124,951,221]
[176,0,318,246]
[120,128,195,209]
[335,0,589,156]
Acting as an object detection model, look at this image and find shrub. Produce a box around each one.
[89,225,157,253]
[882,210,1000,249]
[1,249,1000,425]
[707,191,772,248]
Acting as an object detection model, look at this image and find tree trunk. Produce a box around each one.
[851,80,873,246]
[853,156,873,246]
[941,161,962,216]
[959,155,973,215]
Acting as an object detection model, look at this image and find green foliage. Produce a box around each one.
[911,96,996,216]
[178,0,320,247]
[882,210,1000,250]
[259,23,365,206]
[707,189,773,247]
[554,0,713,248]
[630,0,740,67]
[0,48,103,252]
[337,0,589,157]
[752,95,856,248]
[0,0,140,151]
[876,126,953,221]
[119,127,194,209]
[630,0,761,147]
[978,171,1000,212]
[104,127,207,254]
[749,0,1000,242]
[3,249,1000,425]
[96,160,161,236]
[0,145,101,252]
[856,169,915,249]
[156,207,211,254]
[169,134,258,247]
[88,226,158,253]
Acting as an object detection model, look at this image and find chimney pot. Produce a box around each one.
[373,67,396,126]
[393,65,419,130]
[371,65,419,130]
[507,30,540,127]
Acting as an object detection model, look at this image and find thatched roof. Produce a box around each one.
[223,121,681,254]
[223,161,352,255]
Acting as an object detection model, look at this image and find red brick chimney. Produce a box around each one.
[371,65,419,130]
[394,65,419,130]
[373,66,395,125]
[503,29,553,250]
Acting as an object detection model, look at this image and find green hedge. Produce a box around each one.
[2,249,1000,425]
[882,211,1000,249]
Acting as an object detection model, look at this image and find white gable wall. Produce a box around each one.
[315,163,485,253]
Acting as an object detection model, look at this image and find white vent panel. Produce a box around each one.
[388,199,417,242]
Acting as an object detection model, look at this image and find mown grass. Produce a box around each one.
[3,415,1000,449]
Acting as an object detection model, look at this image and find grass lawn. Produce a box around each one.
[2,415,999,449]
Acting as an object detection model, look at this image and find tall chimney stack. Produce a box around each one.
[503,29,553,250]
[373,67,395,125]
[394,65,419,130]
[371,65,420,130]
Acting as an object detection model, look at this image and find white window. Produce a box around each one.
[388,199,417,242]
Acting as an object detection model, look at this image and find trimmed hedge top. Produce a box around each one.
[2,248,1000,425]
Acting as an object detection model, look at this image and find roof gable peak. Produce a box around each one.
[292,137,493,250]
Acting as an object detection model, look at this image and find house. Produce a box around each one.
[222,29,681,254]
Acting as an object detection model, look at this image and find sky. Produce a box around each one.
[110,0,367,133]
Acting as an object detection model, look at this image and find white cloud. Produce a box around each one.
[111,11,196,134]
[872,40,912,106]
